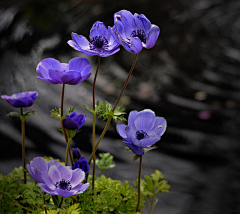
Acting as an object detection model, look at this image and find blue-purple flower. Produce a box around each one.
[36,57,91,85]
[1,91,38,108]
[72,147,81,160]
[63,112,87,131]
[116,109,166,155]
[68,21,120,57]
[72,157,90,174]
[110,10,160,54]
[27,157,62,183]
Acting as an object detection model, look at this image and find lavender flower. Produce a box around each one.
[116,109,166,155]
[36,57,91,85]
[110,10,160,54]
[1,91,38,108]
[63,112,87,131]
[27,157,62,183]
[72,157,90,174]
[68,21,120,57]
[40,165,89,197]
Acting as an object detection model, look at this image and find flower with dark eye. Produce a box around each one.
[68,21,120,57]
[110,10,160,54]
[116,109,166,155]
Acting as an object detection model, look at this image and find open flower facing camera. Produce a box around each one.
[1,9,170,214]
[68,21,120,57]
[117,109,167,156]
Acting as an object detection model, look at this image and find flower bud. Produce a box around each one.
[72,148,81,160]
[72,157,89,174]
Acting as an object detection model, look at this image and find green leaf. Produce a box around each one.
[51,108,61,119]
[83,104,95,114]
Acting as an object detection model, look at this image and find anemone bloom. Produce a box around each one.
[63,112,87,131]
[68,21,120,57]
[1,91,38,108]
[36,57,91,85]
[39,165,89,197]
[72,157,90,174]
[116,109,166,155]
[110,10,160,54]
[27,157,62,183]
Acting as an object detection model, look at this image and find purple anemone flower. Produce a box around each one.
[72,157,90,174]
[110,10,160,54]
[39,165,89,197]
[68,21,120,57]
[116,109,166,156]
[27,157,62,183]
[1,91,38,108]
[36,57,91,85]
[63,112,87,131]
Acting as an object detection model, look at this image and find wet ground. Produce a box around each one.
[1,0,240,213]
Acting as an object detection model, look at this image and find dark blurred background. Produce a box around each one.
[1,0,240,213]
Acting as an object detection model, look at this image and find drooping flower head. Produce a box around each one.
[1,91,38,108]
[36,57,91,85]
[39,165,89,197]
[110,10,160,54]
[63,112,87,131]
[68,21,120,57]
[27,157,62,183]
[72,157,90,174]
[116,109,166,155]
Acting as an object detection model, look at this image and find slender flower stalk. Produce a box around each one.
[43,192,47,214]
[91,56,101,190]
[20,107,26,184]
[65,139,71,166]
[88,54,138,164]
[60,84,74,166]
[136,156,143,212]
[150,195,156,214]
[57,196,64,214]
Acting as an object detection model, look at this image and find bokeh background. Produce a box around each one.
[1,0,240,213]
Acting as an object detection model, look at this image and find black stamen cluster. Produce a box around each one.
[136,130,148,140]
[55,179,72,191]
[131,30,147,43]
[89,36,109,51]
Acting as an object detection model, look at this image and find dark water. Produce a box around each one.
[1,0,240,213]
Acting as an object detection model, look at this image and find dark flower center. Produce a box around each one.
[136,130,148,140]
[131,30,146,43]
[90,36,108,51]
[55,179,72,191]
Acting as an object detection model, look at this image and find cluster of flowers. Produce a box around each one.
[1,9,166,200]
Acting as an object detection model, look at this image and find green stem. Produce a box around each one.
[57,196,64,214]
[20,107,26,184]
[88,54,138,165]
[65,139,71,166]
[15,203,34,212]
[136,155,143,212]
[150,195,155,214]
[43,192,48,214]
[60,84,74,166]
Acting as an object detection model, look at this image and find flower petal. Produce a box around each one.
[136,14,152,33]
[140,135,160,147]
[37,58,61,74]
[48,70,75,84]
[145,25,160,49]
[58,166,72,181]
[128,110,138,131]
[90,21,108,39]
[149,117,167,136]
[69,57,91,73]
[70,168,85,188]
[47,160,63,169]
[39,183,58,195]
[123,139,144,156]
[134,109,155,133]
[30,157,48,172]
[48,165,61,184]
[55,188,74,197]
[41,171,56,190]
[130,37,143,54]
[71,33,90,50]
[116,124,128,139]
[36,76,58,84]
